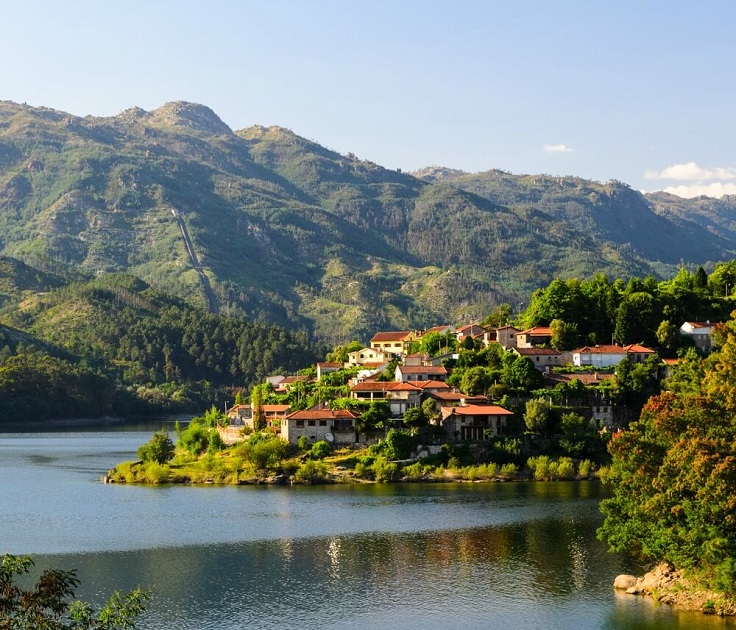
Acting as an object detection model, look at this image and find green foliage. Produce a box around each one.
[402,406,428,429]
[237,434,289,470]
[356,401,389,434]
[294,459,329,483]
[178,420,210,455]
[524,399,550,434]
[0,553,148,629]
[310,440,331,459]
[297,435,310,452]
[137,429,175,464]
[374,428,418,460]
[370,456,400,482]
[599,325,736,594]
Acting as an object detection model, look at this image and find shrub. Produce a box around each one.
[294,460,329,483]
[178,420,209,455]
[143,461,170,483]
[310,440,331,459]
[499,463,518,479]
[137,430,175,464]
[354,461,374,480]
[297,435,310,452]
[578,459,592,478]
[371,457,399,482]
[241,436,289,470]
[402,461,429,480]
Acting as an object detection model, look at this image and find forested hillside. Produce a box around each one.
[0,268,320,425]
[2,100,736,343]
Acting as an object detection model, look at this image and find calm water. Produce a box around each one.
[1,428,734,629]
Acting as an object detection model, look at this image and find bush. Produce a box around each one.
[310,440,331,459]
[499,463,518,479]
[294,460,329,483]
[402,461,429,480]
[371,457,400,482]
[578,459,592,478]
[239,435,289,470]
[137,430,175,464]
[297,435,310,452]
[178,420,209,455]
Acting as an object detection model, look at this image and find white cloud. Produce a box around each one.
[657,182,736,198]
[644,161,736,181]
[543,144,573,154]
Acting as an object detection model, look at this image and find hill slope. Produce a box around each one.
[2,100,736,342]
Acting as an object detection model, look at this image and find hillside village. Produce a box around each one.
[219,319,718,452]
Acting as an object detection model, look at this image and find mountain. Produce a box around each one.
[1,100,736,344]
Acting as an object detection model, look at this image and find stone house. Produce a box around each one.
[281,406,359,446]
[439,404,515,441]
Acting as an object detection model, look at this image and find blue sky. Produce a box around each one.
[2,1,734,197]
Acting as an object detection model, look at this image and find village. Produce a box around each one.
[218,320,718,452]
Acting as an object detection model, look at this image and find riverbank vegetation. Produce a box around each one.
[598,315,736,605]
[108,422,601,486]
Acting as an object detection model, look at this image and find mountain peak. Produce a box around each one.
[411,166,469,182]
[149,101,232,135]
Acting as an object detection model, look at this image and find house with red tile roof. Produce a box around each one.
[440,404,514,441]
[679,321,720,354]
[281,406,359,446]
[516,326,553,348]
[369,331,418,356]
[571,344,655,368]
[349,380,421,416]
[395,364,448,383]
[483,325,520,349]
[512,346,563,371]
[316,362,342,380]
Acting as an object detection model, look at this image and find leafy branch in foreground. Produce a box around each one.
[0,554,148,629]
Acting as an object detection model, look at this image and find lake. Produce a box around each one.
[1,427,733,629]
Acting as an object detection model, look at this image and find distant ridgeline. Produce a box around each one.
[2,100,736,343]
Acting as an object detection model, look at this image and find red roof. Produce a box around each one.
[286,409,357,420]
[573,344,626,354]
[443,404,514,416]
[397,365,448,374]
[317,362,341,368]
[518,326,553,335]
[413,380,451,390]
[350,381,420,392]
[624,344,655,354]
[371,331,413,342]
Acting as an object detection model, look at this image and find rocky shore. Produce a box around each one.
[615,563,736,616]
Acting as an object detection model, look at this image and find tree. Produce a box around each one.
[656,320,680,356]
[482,303,512,328]
[550,319,579,350]
[250,384,266,430]
[503,356,544,390]
[524,399,550,434]
[0,554,148,629]
[460,366,491,396]
[356,401,389,435]
[599,392,736,592]
[137,429,175,464]
[403,406,428,429]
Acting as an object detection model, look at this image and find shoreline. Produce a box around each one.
[615,563,736,616]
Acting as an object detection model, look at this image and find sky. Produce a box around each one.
[1,1,734,198]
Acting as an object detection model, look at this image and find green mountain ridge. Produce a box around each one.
[2,99,736,343]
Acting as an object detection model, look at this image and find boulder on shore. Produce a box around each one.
[613,574,637,590]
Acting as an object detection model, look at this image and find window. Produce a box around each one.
[296,420,304,428]
[319,420,327,427]
[394,342,401,347]
[308,420,316,426]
